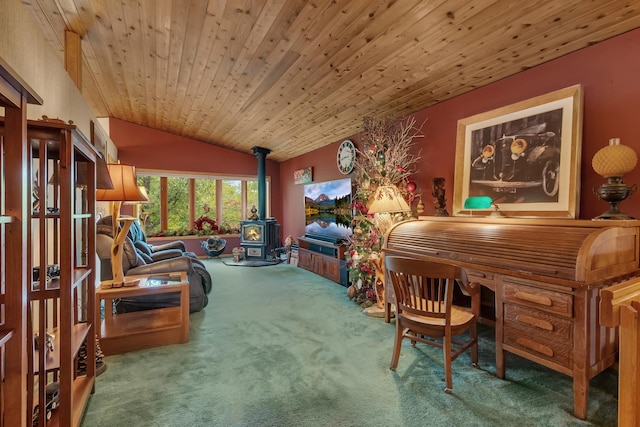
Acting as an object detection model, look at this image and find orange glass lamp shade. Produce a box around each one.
[96,164,147,287]
[592,138,638,178]
[124,185,152,204]
[592,138,638,220]
[96,164,147,204]
[136,185,152,203]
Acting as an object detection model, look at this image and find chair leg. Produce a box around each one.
[470,322,479,367]
[384,301,391,323]
[390,320,403,371]
[443,335,453,393]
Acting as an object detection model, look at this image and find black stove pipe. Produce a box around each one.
[252,146,271,219]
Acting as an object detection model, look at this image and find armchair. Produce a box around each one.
[126,217,189,253]
[99,216,197,262]
[96,220,212,313]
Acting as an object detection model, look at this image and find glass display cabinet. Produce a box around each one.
[18,116,97,427]
[0,61,42,427]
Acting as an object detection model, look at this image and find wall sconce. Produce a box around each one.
[96,164,147,288]
[464,196,504,217]
[592,138,638,220]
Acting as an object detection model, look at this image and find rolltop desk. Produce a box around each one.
[383,216,640,420]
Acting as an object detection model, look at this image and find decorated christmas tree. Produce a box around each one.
[346,116,423,307]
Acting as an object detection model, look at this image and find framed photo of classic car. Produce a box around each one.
[453,84,583,218]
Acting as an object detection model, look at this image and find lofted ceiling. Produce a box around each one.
[21,0,640,162]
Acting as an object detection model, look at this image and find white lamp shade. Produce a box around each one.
[368,185,411,214]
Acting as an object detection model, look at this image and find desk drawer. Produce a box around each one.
[504,303,573,368]
[503,280,572,318]
[464,269,495,288]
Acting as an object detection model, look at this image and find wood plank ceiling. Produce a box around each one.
[21,0,640,162]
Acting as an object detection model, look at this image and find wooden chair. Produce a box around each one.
[385,256,479,393]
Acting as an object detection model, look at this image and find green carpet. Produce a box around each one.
[81,259,618,426]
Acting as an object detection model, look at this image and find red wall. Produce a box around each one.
[280,28,640,240]
[109,118,283,223]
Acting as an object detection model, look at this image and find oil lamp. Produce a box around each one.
[592,138,638,220]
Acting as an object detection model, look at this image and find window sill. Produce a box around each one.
[148,233,239,241]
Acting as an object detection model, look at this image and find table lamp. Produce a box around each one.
[136,185,152,203]
[592,138,638,219]
[464,195,504,217]
[368,185,412,235]
[96,164,147,287]
[367,185,411,313]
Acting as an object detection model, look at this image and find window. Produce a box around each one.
[247,180,259,215]
[138,175,161,234]
[137,171,264,235]
[166,176,189,231]
[195,177,216,219]
[222,180,242,226]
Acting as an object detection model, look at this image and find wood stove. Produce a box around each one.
[240,146,281,259]
[240,219,280,259]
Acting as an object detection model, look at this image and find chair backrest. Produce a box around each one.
[385,256,458,322]
[96,223,146,278]
[129,219,148,243]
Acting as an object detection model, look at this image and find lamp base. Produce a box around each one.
[593,208,635,220]
[363,305,386,318]
[594,179,636,220]
[489,208,505,218]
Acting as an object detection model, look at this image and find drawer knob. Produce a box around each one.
[515,314,554,331]
[514,291,553,307]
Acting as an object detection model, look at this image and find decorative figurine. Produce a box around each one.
[249,204,259,220]
[432,177,449,216]
[416,197,425,215]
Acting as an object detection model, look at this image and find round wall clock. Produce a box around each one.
[337,139,356,174]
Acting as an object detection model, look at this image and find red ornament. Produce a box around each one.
[406,181,417,193]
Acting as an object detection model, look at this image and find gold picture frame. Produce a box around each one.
[453,84,583,218]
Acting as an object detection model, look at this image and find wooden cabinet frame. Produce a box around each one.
[0,60,42,427]
[1,116,97,427]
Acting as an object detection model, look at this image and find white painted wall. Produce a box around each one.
[0,0,115,157]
